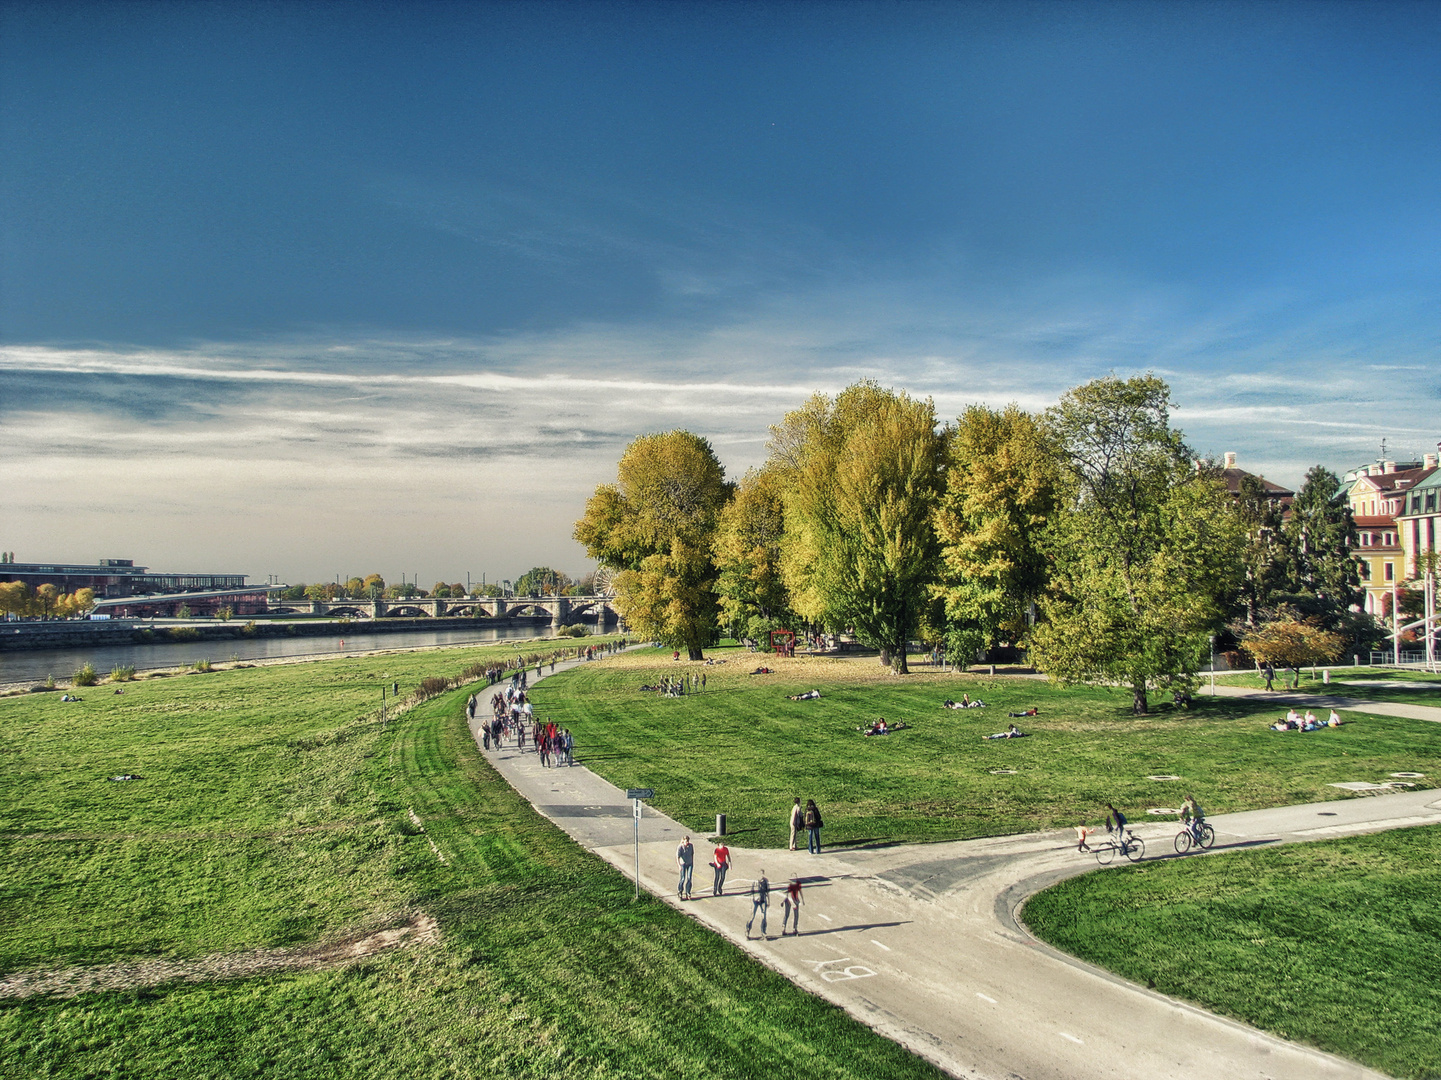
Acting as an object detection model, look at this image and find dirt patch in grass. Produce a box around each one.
[0,911,439,1000]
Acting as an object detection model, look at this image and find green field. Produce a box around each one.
[0,641,944,1079]
[529,646,1441,847]
[1022,826,1441,1079]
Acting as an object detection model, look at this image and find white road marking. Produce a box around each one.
[1059,1032,1084,1045]
[817,913,832,921]
[870,940,891,951]
[976,992,997,1004]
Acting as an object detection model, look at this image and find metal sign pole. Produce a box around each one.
[625,788,655,902]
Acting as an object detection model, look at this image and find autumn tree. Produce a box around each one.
[1241,619,1345,688]
[574,430,733,660]
[713,467,794,644]
[1028,375,1242,714]
[931,404,1060,669]
[769,383,943,673]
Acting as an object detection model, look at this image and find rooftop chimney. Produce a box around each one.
[1223,451,1237,468]
[1384,461,1397,473]
[1426,453,1439,470]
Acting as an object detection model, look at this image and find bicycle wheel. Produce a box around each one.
[1096,840,1116,865]
[1125,835,1146,862]
[1199,824,1216,849]
[1174,830,1192,854]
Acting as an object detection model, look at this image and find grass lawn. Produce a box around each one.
[528,646,1441,848]
[0,638,943,1080]
[1021,826,1441,1079]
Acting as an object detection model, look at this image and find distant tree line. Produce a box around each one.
[575,374,1375,713]
[273,568,605,603]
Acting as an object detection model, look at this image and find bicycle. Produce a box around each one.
[1095,829,1145,865]
[1173,820,1216,854]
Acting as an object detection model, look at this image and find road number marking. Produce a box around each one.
[803,957,877,982]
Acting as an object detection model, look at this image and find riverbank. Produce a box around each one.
[0,629,569,696]
[0,614,557,652]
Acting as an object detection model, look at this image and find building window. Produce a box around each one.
[1385,562,1394,581]
[1359,560,1370,579]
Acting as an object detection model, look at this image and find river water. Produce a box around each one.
[0,622,562,686]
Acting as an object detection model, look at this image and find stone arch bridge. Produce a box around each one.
[268,594,622,632]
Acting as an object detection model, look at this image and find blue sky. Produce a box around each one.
[2,0,1438,585]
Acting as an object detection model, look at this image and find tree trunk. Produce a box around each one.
[894,641,909,674]
[688,645,704,662]
[878,647,891,667]
[1131,680,1149,715]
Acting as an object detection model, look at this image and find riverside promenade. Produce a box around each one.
[471,656,1440,1080]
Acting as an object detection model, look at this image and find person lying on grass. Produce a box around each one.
[750,666,774,675]
[1008,707,1039,718]
[787,690,821,701]
[942,695,986,709]
[857,717,910,735]
[983,723,1027,740]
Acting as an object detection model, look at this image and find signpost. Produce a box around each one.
[626,788,654,900]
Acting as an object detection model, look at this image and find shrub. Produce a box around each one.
[73,663,98,686]
[216,606,234,622]
[242,620,258,636]
[192,658,213,673]
[43,674,56,689]
[109,664,136,682]
[168,627,201,641]
[414,676,452,701]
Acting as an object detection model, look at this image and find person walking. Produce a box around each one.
[746,870,770,939]
[804,799,823,854]
[788,797,804,851]
[782,877,803,935]
[1262,661,1275,691]
[710,839,730,896]
[676,835,695,900]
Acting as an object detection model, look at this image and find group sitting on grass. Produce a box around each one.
[983,723,1028,740]
[1270,707,1342,732]
[942,695,985,709]
[857,717,909,736]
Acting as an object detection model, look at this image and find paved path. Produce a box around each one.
[1204,683,1441,723]
[469,655,1437,1080]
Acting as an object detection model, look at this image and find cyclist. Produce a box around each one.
[1104,803,1131,854]
[1180,794,1205,843]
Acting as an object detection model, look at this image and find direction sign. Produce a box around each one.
[626,788,655,800]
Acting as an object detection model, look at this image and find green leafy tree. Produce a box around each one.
[770,383,943,673]
[1233,473,1290,628]
[1028,375,1243,714]
[932,404,1060,669]
[515,567,572,596]
[1282,466,1362,624]
[575,430,733,660]
[362,574,385,599]
[713,467,794,644]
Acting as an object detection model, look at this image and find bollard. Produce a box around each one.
[716,813,727,837]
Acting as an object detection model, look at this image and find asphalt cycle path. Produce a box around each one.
[471,654,1421,1080]
[1203,682,1441,724]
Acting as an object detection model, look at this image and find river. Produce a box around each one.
[0,622,565,686]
